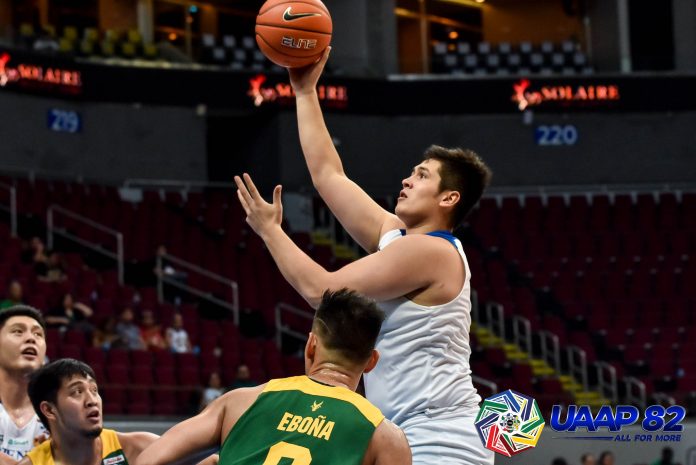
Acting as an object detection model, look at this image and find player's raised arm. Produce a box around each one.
[235,173,449,307]
[289,48,402,253]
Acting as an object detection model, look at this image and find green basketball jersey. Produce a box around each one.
[219,375,384,465]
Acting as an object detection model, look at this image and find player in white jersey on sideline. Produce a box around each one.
[0,306,49,464]
[233,48,494,464]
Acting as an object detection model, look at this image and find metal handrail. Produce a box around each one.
[275,302,313,349]
[0,182,17,237]
[652,392,676,406]
[567,345,588,391]
[538,330,561,373]
[485,302,505,340]
[471,289,479,323]
[124,178,237,190]
[156,253,240,325]
[595,361,619,404]
[472,375,498,397]
[623,376,646,409]
[47,205,124,284]
[512,315,532,355]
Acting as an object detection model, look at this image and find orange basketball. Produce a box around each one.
[255,0,332,68]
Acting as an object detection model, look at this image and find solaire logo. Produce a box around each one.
[247,74,347,108]
[475,390,545,456]
[0,52,82,90]
[511,79,620,111]
[550,405,686,442]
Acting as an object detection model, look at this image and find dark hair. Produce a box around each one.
[551,458,568,465]
[28,358,96,432]
[423,145,492,228]
[313,289,384,364]
[0,305,46,331]
[598,451,614,465]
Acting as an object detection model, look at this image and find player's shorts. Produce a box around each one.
[400,405,495,465]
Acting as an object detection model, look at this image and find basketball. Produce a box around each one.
[255,0,332,68]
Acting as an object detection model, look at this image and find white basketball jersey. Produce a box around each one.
[0,404,48,460]
[363,229,481,425]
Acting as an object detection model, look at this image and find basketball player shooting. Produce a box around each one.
[234,47,494,465]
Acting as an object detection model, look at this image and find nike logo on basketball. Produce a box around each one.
[283,7,321,21]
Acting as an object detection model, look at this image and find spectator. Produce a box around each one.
[22,237,48,264]
[45,293,94,333]
[116,307,146,350]
[199,372,224,411]
[92,316,123,350]
[166,313,192,353]
[140,310,166,351]
[599,451,615,465]
[651,447,677,465]
[581,453,597,465]
[36,251,67,282]
[229,364,256,389]
[0,280,24,309]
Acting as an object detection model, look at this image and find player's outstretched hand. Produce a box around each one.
[234,173,283,238]
[288,46,331,96]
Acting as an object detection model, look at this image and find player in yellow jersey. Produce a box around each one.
[135,289,411,465]
[18,358,158,465]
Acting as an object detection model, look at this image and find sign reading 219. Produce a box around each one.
[551,405,686,442]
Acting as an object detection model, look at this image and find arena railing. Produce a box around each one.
[123,178,237,194]
[471,375,498,399]
[485,302,506,340]
[156,252,240,325]
[623,376,647,409]
[0,182,17,237]
[595,361,619,405]
[511,315,532,356]
[47,204,125,285]
[274,302,313,349]
[539,330,561,374]
[567,345,589,392]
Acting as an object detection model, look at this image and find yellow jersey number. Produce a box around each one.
[262,441,312,465]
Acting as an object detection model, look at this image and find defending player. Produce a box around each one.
[20,358,158,465]
[0,306,49,465]
[135,289,411,465]
[232,47,494,463]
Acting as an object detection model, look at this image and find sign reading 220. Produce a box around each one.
[534,125,578,146]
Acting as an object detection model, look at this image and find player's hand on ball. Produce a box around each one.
[289,46,331,96]
[235,173,283,238]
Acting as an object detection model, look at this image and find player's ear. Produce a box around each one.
[305,332,317,361]
[40,401,57,422]
[440,190,460,208]
[362,350,380,374]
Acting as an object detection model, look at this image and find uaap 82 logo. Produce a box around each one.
[551,404,686,442]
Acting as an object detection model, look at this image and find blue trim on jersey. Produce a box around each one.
[399,229,458,250]
[426,230,458,250]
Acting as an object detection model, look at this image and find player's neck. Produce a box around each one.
[0,368,32,410]
[308,365,359,391]
[404,222,451,235]
[50,431,102,465]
